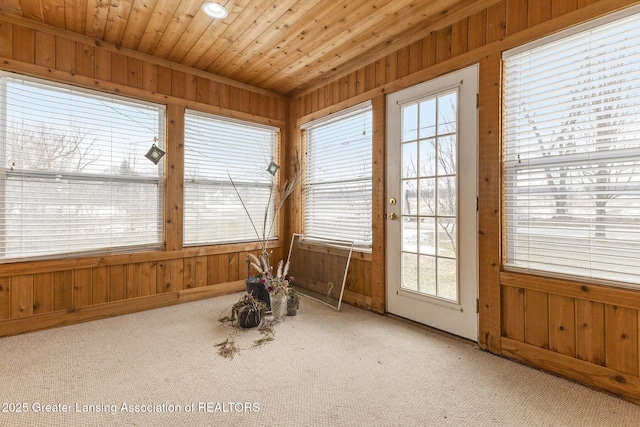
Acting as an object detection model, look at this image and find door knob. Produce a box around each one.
[387,213,397,220]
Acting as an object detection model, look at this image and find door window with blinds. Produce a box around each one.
[302,102,372,248]
[502,6,640,287]
[0,72,165,262]
[184,110,278,246]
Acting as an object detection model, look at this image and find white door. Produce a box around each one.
[386,65,478,341]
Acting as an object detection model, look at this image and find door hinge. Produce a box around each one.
[476,93,480,109]
[476,298,480,314]
[476,196,479,212]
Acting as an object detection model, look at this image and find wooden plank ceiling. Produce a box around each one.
[0,0,499,95]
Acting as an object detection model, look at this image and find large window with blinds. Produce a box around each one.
[302,102,372,248]
[503,6,640,287]
[184,110,278,246]
[0,72,165,262]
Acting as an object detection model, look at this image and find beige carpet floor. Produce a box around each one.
[1,292,640,427]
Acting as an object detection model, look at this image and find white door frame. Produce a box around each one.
[385,64,479,341]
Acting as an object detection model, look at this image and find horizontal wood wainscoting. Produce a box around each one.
[501,271,640,404]
[0,244,284,337]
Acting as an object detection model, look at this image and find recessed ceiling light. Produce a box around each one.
[202,2,228,19]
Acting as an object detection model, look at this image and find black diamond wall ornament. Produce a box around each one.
[145,143,165,165]
[266,160,279,176]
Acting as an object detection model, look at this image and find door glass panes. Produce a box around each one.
[400,90,458,301]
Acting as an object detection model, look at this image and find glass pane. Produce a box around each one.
[402,217,417,253]
[402,252,418,291]
[437,177,456,216]
[402,142,418,178]
[402,179,417,216]
[419,138,436,177]
[437,135,456,176]
[438,257,457,301]
[418,178,435,216]
[419,217,435,255]
[437,218,457,258]
[419,98,436,138]
[402,104,418,142]
[438,92,457,134]
[419,255,436,295]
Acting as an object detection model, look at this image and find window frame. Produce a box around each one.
[501,5,640,289]
[301,101,373,249]
[0,72,166,262]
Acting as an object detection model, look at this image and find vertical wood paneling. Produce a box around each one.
[184,74,197,101]
[0,277,11,319]
[183,257,195,289]
[33,273,53,315]
[170,259,184,291]
[111,53,128,85]
[576,300,605,366]
[486,1,506,43]
[55,37,75,73]
[435,26,452,63]
[552,0,578,17]
[227,253,239,282]
[127,263,142,298]
[468,9,487,51]
[396,46,410,79]
[92,266,109,304]
[207,254,220,285]
[73,268,93,308]
[409,40,423,75]
[157,66,172,95]
[157,260,171,293]
[75,43,94,78]
[506,0,528,36]
[35,32,55,68]
[140,261,157,296]
[142,62,158,92]
[605,305,639,376]
[94,48,111,81]
[53,271,72,311]
[528,0,552,26]
[12,26,35,64]
[451,18,469,57]
[11,275,33,318]
[171,69,185,98]
[109,265,127,302]
[549,294,576,357]
[524,289,548,349]
[501,286,525,341]
[217,254,229,284]
[127,57,143,89]
[195,256,207,287]
[422,33,437,70]
[382,52,398,82]
[0,21,13,58]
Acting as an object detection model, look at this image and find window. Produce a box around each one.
[184,110,279,246]
[503,6,640,287]
[302,102,372,248]
[0,72,165,262]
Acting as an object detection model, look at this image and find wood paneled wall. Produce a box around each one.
[0,14,287,337]
[288,0,640,405]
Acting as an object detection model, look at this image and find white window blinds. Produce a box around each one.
[184,110,278,246]
[502,6,640,287]
[0,72,165,262]
[302,102,373,247]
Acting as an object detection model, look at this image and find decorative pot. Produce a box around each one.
[237,309,261,328]
[245,275,271,310]
[287,297,299,316]
[270,294,287,320]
